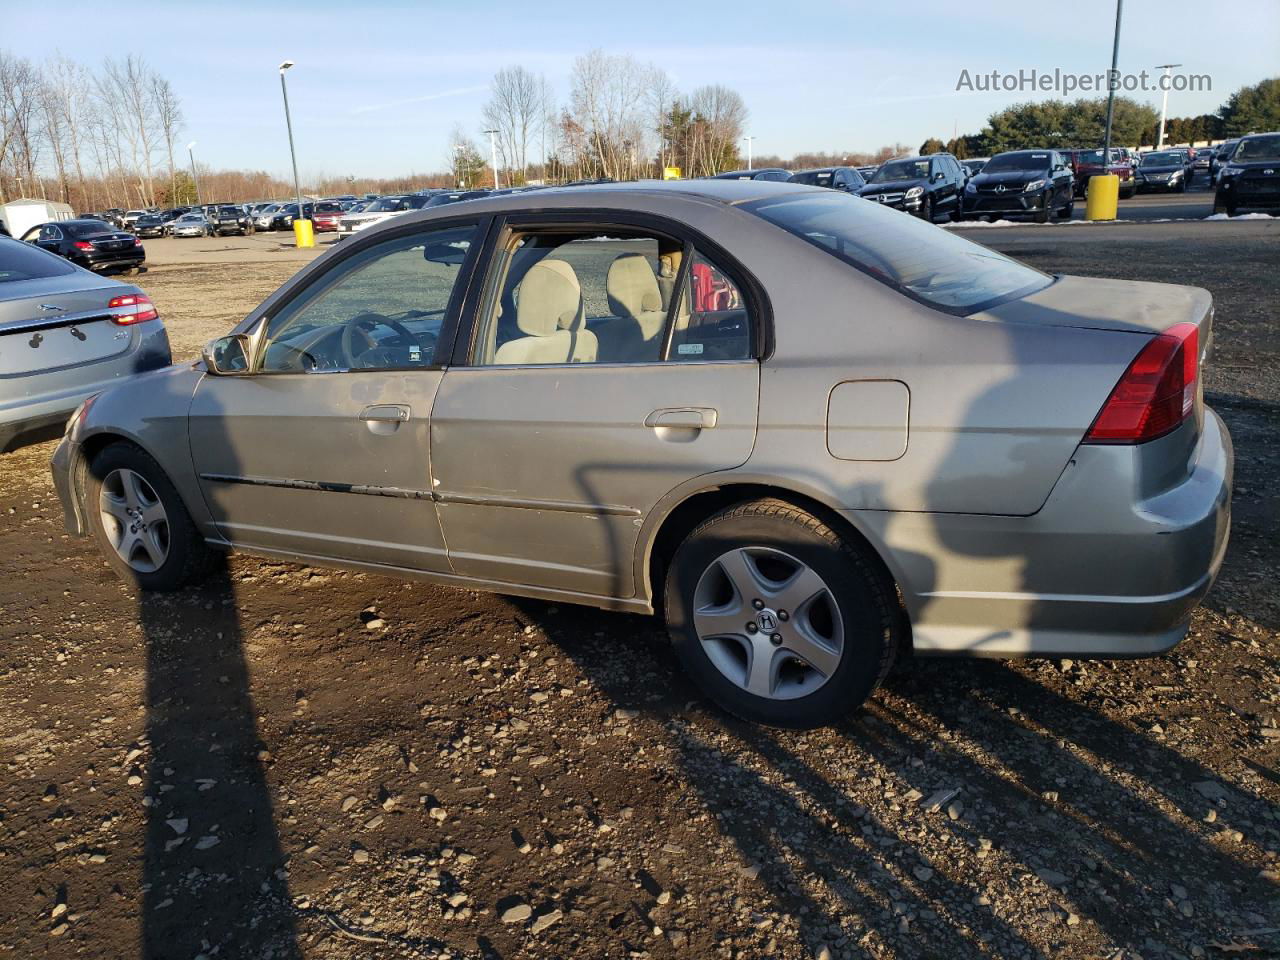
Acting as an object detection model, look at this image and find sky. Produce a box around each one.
[8,0,1278,179]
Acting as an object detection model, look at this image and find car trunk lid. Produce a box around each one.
[0,276,136,376]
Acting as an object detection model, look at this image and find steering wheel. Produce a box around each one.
[340,312,420,368]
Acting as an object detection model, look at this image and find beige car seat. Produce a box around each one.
[494,259,597,365]
[594,253,668,362]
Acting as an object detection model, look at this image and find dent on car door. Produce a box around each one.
[429,223,762,600]
[189,221,482,571]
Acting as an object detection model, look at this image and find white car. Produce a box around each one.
[254,204,283,231]
[336,195,430,240]
[170,213,212,238]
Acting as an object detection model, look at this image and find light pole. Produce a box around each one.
[743,136,755,171]
[186,141,201,205]
[1101,0,1124,164]
[278,60,312,246]
[1154,63,1181,149]
[483,129,500,190]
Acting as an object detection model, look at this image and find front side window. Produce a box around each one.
[472,229,754,366]
[747,191,1050,313]
[259,223,476,373]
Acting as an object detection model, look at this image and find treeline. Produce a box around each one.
[0,51,189,211]
[450,51,753,186]
[918,77,1280,159]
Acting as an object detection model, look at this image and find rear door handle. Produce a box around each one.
[645,407,718,430]
[359,404,411,423]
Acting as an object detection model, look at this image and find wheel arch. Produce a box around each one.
[640,480,910,648]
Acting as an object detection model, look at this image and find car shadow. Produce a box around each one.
[136,547,301,957]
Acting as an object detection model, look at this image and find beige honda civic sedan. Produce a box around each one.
[51,180,1232,727]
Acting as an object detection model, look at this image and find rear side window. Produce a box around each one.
[0,238,76,281]
[747,192,1050,313]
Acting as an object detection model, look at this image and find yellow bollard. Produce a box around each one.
[293,219,315,248]
[1085,175,1119,221]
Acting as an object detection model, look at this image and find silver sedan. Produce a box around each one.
[49,181,1232,727]
[1,237,170,453]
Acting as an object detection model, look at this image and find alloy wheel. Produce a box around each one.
[691,547,844,700]
[98,468,170,573]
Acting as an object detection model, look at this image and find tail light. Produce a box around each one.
[1084,322,1199,444]
[108,294,159,325]
[133,237,143,247]
[74,241,95,251]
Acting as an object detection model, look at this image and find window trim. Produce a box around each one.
[451,209,773,368]
[228,213,492,376]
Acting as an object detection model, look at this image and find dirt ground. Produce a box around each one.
[0,222,1277,960]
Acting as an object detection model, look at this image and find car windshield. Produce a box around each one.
[984,152,1051,172]
[65,221,114,237]
[1235,134,1280,161]
[366,197,409,212]
[179,214,202,222]
[789,170,834,185]
[1141,152,1182,167]
[747,192,1050,312]
[315,202,343,213]
[0,238,77,281]
[218,206,240,215]
[872,160,929,182]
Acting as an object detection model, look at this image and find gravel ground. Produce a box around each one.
[0,223,1276,960]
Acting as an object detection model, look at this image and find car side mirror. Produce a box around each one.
[203,333,254,376]
[932,172,945,182]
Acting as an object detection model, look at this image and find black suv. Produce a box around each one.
[856,153,966,221]
[961,149,1075,222]
[212,205,254,236]
[1214,131,1280,216]
[787,166,866,192]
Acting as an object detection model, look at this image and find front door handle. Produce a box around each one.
[645,407,717,430]
[360,404,411,435]
[359,404,411,423]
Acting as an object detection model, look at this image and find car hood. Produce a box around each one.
[1226,159,1280,170]
[859,178,927,193]
[972,171,1047,187]
[973,275,1213,341]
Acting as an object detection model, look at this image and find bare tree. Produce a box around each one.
[152,75,182,206]
[481,66,541,185]
[0,52,44,199]
[568,50,655,180]
[446,124,484,189]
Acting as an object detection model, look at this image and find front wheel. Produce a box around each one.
[1034,204,1050,223]
[1058,198,1075,218]
[85,442,214,591]
[664,499,898,728]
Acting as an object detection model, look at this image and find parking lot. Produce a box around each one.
[0,214,1277,960]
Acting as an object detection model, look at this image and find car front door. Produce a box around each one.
[189,219,484,571]
[428,217,762,601]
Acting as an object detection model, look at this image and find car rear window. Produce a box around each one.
[746,192,1051,313]
[0,238,77,282]
[65,221,114,237]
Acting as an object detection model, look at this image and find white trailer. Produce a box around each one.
[0,198,74,239]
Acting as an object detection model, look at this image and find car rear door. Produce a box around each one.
[188,219,484,572]
[428,215,761,601]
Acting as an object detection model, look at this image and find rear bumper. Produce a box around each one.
[854,409,1233,658]
[0,320,171,454]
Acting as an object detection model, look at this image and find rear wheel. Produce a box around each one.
[664,498,897,728]
[85,443,214,591]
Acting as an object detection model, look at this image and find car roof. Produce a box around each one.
[382,180,826,229]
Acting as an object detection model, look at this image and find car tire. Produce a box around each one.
[663,498,898,728]
[1059,198,1074,218]
[85,442,215,592]
[1034,205,1050,223]
[919,197,933,222]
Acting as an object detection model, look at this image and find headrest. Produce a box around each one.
[516,259,582,338]
[607,253,663,319]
